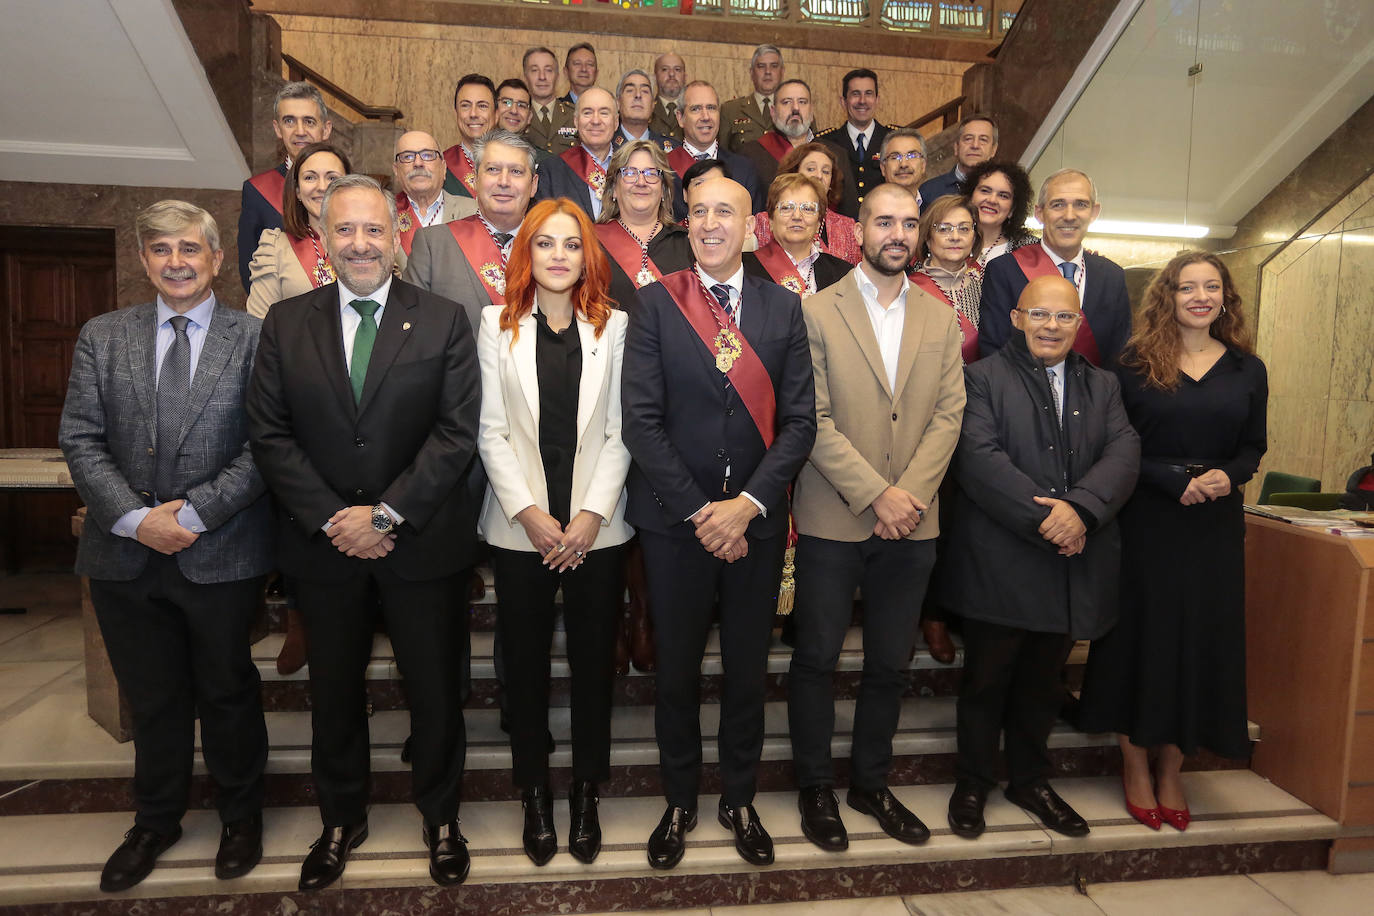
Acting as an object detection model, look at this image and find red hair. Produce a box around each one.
[500,198,614,342]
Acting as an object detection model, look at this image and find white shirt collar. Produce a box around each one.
[338,275,395,312]
[846,121,876,147]
[156,293,216,328]
[1040,239,1084,269]
[855,261,909,309]
[695,263,744,297]
[683,139,719,159]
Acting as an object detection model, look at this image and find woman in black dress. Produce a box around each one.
[1079,251,1267,831]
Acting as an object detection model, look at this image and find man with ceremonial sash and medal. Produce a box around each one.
[534,87,619,220]
[738,78,816,196]
[442,74,496,200]
[405,129,538,334]
[237,82,332,291]
[622,177,816,870]
[392,130,478,269]
[978,168,1131,367]
[667,81,763,220]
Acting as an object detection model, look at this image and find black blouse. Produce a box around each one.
[533,309,582,526]
[604,222,694,311]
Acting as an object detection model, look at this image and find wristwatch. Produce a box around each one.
[370,504,395,534]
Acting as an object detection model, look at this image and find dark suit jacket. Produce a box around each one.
[245,279,481,581]
[977,247,1132,367]
[738,133,799,198]
[59,301,273,584]
[534,153,598,217]
[669,147,764,221]
[613,128,679,153]
[402,223,493,334]
[621,269,816,539]
[743,249,851,295]
[237,163,287,291]
[816,123,892,220]
[918,168,963,208]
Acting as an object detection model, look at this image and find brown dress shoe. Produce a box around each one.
[613,611,630,676]
[276,607,308,675]
[922,618,956,665]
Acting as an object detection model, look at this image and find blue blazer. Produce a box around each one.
[918,168,962,207]
[237,163,287,292]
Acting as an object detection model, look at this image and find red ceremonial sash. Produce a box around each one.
[752,240,809,298]
[1012,245,1103,367]
[757,131,794,163]
[594,222,663,289]
[442,145,477,197]
[910,272,979,365]
[395,193,420,255]
[667,146,697,179]
[658,269,776,449]
[560,146,608,199]
[248,168,286,214]
[286,232,333,289]
[446,216,507,305]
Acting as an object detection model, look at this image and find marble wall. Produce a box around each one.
[270,14,969,153]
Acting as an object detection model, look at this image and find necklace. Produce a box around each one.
[619,219,661,287]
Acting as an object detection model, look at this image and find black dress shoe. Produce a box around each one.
[798,786,848,851]
[522,786,557,866]
[100,824,182,892]
[1004,782,1090,837]
[717,801,774,866]
[423,820,470,886]
[298,821,368,892]
[646,805,696,869]
[847,786,931,845]
[568,781,602,864]
[947,780,989,839]
[214,814,263,880]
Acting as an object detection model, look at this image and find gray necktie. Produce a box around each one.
[155,315,191,501]
[1048,365,1063,426]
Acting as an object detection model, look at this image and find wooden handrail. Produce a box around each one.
[906,95,966,131]
[283,53,404,123]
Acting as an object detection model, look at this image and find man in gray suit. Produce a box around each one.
[59,200,273,893]
[404,128,537,332]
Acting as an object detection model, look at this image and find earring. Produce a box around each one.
[1220,303,1227,314]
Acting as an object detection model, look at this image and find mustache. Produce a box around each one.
[408,167,431,179]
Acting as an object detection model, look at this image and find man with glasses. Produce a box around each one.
[941,275,1139,841]
[496,79,535,136]
[816,69,893,219]
[392,131,477,263]
[443,74,497,199]
[978,168,1131,367]
[919,115,999,206]
[877,128,928,212]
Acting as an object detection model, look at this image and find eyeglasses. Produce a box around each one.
[775,201,820,216]
[499,98,531,111]
[932,222,974,236]
[619,167,662,182]
[883,151,925,163]
[395,149,441,164]
[1017,308,1082,325]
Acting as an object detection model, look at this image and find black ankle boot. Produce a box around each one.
[522,786,557,866]
[568,780,602,864]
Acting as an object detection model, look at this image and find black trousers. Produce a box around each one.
[640,528,786,809]
[89,556,266,833]
[297,565,468,827]
[788,535,935,790]
[490,544,624,789]
[956,617,1074,790]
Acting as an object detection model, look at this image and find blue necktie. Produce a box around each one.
[856,132,866,163]
[710,283,734,323]
[1059,261,1077,283]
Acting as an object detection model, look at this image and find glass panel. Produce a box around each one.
[937,1,989,33]
[729,0,787,18]
[880,0,935,31]
[802,0,870,24]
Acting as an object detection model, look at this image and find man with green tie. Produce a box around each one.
[246,174,481,892]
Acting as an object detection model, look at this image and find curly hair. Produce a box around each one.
[959,159,1034,240]
[501,198,614,343]
[1122,250,1251,391]
[776,141,843,211]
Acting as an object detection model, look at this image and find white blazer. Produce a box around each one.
[476,303,634,552]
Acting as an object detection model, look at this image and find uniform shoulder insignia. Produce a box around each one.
[815,125,840,138]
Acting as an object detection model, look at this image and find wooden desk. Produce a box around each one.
[1245,515,1374,870]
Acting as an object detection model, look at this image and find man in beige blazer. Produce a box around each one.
[787,184,965,852]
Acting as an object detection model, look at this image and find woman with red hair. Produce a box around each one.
[477,199,633,866]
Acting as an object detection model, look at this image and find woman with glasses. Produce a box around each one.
[745,173,850,297]
[1079,252,1267,832]
[911,195,984,365]
[753,142,861,265]
[478,198,632,865]
[595,140,692,315]
[959,160,1037,272]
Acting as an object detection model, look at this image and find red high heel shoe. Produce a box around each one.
[1158,803,1190,831]
[1122,776,1161,830]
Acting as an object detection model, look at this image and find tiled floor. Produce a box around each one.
[0,573,83,724]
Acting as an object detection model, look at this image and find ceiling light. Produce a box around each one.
[1026,218,1230,239]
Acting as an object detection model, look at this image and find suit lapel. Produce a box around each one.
[575,315,603,441]
[177,304,236,446]
[308,287,356,420]
[357,282,419,417]
[513,313,539,426]
[739,275,766,346]
[127,304,159,444]
[892,286,932,402]
[833,274,893,399]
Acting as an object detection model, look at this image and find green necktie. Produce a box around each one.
[349,298,380,404]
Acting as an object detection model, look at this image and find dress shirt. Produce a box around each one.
[785,243,822,295]
[584,145,614,219]
[413,193,445,228]
[754,92,773,117]
[682,140,719,160]
[1040,239,1088,303]
[846,121,876,155]
[688,262,765,520]
[855,262,908,393]
[532,302,582,526]
[620,125,652,144]
[111,296,217,540]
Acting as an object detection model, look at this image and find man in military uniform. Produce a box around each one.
[816,69,893,220]
[522,46,576,155]
[719,44,784,154]
[651,52,687,142]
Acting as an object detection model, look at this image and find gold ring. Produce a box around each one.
[556,544,566,553]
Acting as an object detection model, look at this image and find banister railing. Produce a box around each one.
[906,94,965,131]
[283,53,404,123]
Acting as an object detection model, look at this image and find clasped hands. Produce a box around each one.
[1033,495,1086,557]
[328,506,395,559]
[134,499,199,555]
[516,506,603,572]
[871,486,927,540]
[692,496,758,562]
[1180,469,1230,506]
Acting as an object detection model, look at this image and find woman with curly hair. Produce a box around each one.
[959,159,1036,271]
[752,141,861,264]
[477,198,633,865]
[1079,251,1268,832]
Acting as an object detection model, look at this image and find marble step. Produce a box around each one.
[0,770,1340,910]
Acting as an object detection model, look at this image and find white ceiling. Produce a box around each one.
[0,0,247,190]
[1027,0,1374,236]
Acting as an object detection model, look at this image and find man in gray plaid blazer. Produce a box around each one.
[59,200,273,893]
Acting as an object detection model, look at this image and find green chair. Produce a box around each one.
[1266,492,1342,510]
[1258,471,1320,504]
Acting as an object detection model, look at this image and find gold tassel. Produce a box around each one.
[775,546,796,615]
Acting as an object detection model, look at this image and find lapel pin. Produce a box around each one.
[403,322,412,330]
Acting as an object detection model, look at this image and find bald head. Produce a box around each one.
[687,178,751,282]
[1013,275,1082,364]
[392,130,445,208]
